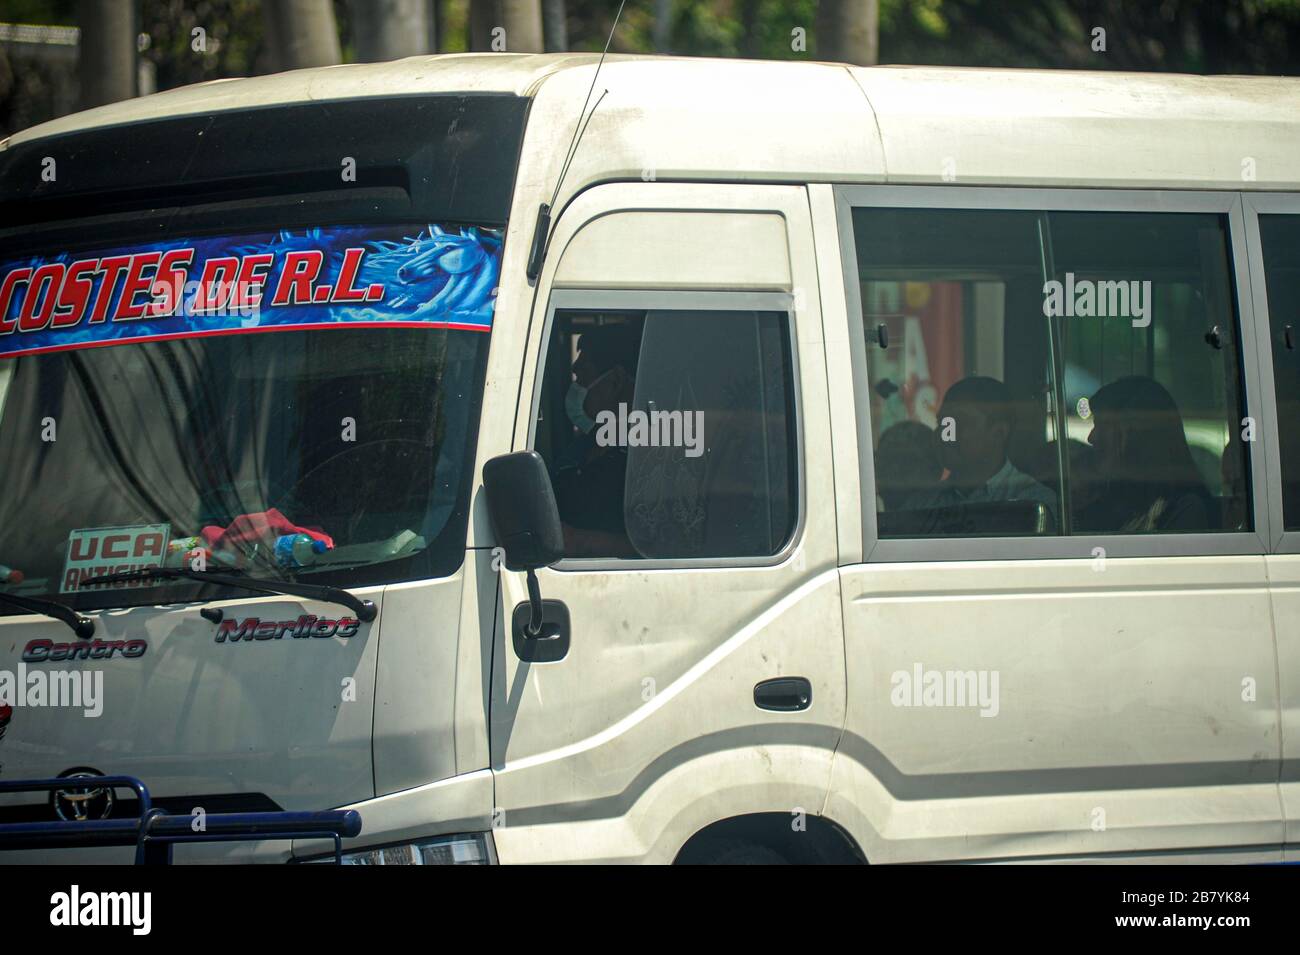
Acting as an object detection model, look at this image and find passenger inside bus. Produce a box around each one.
[875,420,942,511]
[1075,376,1216,533]
[917,376,1058,523]
[552,323,640,557]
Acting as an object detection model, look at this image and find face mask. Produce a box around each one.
[565,382,596,433]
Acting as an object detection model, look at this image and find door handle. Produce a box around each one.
[754,677,812,712]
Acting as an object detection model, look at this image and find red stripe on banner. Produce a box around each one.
[0,320,491,360]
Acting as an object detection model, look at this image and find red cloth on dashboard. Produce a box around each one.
[200,508,334,553]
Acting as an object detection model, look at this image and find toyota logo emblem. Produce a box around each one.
[52,770,115,822]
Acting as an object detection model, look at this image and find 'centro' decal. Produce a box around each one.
[23,638,147,663]
[215,615,361,643]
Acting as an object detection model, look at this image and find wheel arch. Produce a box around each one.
[673,811,866,864]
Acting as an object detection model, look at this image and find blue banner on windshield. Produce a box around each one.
[0,223,501,359]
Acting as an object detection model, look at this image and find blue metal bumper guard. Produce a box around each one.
[0,776,362,864]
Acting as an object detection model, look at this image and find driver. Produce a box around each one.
[552,323,639,557]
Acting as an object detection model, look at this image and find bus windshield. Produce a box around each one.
[0,222,496,613]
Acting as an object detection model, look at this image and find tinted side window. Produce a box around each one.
[535,308,797,559]
[850,205,1250,540]
[1052,212,1249,535]
[853,207,1061,538]
[1259,215,1300,530]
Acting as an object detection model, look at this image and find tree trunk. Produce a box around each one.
[78,0,135,110]
[469,0,496,51]
[263,0,342,71]
[429,0,442,53]
[351,0,432,62]
[816,0,878,66]
[503,0,544,52]
[653,0,672,53]
[470,0,544,52]
[740,0,760,58]
[542,0,568,52]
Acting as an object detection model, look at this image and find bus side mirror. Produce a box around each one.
[482,450,564,571]
[483,451,566,645]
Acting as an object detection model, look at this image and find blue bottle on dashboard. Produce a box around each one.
[274,534,328,569]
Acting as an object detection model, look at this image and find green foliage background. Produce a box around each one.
[2,1,1299,137]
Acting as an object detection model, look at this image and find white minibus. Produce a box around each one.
[0,53,1298,864]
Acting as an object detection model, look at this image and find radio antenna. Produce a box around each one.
[527,0,627,280]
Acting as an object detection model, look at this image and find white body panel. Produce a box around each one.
[490,182,845,862]
[0,592,383,863]
[1268,557,1300,847]
[828,557,1280,863]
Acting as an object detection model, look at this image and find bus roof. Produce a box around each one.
[7,53,1300,191]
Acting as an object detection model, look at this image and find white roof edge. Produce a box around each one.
[847,65,1300,189]
[6,52,604,146]
[6,55,1300,189]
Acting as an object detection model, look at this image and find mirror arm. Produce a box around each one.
[525,568,544,637]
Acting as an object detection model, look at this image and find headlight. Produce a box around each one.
[321,832,495,865]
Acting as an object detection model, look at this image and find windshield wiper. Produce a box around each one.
[0,591,95,638]
[78,567,377,622]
